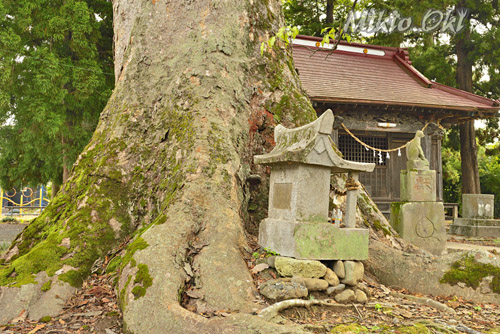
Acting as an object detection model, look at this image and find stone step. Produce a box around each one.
[449,224,500,237]
[452,218,500,227]
[446,241,500,253]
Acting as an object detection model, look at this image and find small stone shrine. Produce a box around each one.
[390,131,447,255]
[450,194,500,237]
[254,110,375,260]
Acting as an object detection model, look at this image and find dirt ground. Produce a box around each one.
[1,236,499,334]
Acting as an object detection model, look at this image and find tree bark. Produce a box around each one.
[456,2,481,194]
[326,0,334,25]
[62,163,70,184]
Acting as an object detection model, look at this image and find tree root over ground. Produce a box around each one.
[1,270,499,334]
[258,299,352,321]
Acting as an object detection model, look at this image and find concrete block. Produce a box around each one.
[462,194,495,219]
[259,219,369,260]
[390,202,446,255]
[400,169,436,202]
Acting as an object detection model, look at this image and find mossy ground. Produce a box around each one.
[330,323,436,333]
[441,254,500,293]
[304,322,462,333]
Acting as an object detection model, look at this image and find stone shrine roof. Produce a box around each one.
[254,110,375,173]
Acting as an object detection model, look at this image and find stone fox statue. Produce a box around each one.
[406,130,429,167]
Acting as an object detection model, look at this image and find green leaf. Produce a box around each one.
[268,36,276,48]
[321,34,330,46]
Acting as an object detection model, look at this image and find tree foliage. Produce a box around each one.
[283,0,368,37]
[0,0,114,189]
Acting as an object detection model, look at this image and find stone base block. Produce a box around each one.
[462,194,495,219]
[450,218,500,237]
[390,202,446,255]
[400,169,436,202]
[258,219,369,260]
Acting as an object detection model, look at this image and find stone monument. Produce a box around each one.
[450,194,500,237]
[254,110,375,260]
[390,131,447,255]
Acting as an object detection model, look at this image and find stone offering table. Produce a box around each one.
[450,194,500,237]
[254,110,374,260]
[390,131,446,255]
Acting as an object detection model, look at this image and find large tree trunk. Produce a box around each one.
[0,0,314,331]
[456,2,481,194]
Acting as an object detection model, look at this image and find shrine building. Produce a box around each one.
[292,35,500,213]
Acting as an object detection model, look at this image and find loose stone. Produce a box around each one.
[303,278,329,291]
[341,261,364,286]
[324,268,340,286]
[274,257,327,278]
[266,256,277,268]
[251,263,269,274]
[291,276,306,286]
[333,260,345,279]
[326,284,345,295]
[259,279,308,300]
[355,290,368,303]
[334,289,355,303]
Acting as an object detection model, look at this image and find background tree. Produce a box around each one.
[0,0,114,194]
[283,0,367,36]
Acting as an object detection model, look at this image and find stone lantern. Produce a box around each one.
[254,110,375,260]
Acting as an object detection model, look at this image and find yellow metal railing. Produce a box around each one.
[0,187,50,217]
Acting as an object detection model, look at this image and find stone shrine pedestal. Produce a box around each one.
[390,135,446,255]
[254,110,375,260]
[450,194,500,237]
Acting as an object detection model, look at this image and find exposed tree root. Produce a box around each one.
[258,299,351,321]
[390,291,456,314]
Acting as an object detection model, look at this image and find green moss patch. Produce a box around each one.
[106,256,122,274]
[331,322,439,333]
[41,280,52,292]
[132,264,153,300]
[441,254,500,293]
[0,238,66,287]
[119,238,149,272]
[59,269,87,288]
[331,323,369,333]
[39,316,52,323]
[119,275,132,311]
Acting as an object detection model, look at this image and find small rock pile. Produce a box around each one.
[258,256,368,304]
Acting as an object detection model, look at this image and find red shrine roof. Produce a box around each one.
[292,35,499,115]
